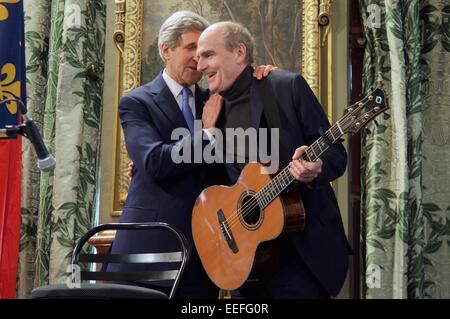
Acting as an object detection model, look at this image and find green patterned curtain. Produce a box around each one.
[359,0,450,298]
[17,0,106,298]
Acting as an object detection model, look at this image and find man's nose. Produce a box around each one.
[196,57,204,72]
[192,53,198,63]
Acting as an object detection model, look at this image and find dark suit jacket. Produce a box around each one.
[108,73,217,297]
[246,70,351,297]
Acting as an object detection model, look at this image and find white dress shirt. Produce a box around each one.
[162,69,196,117]
[162,69,216,144]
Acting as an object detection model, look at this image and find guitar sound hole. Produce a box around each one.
[239,194,263,230]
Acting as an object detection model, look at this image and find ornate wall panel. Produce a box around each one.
[111,0,332,216]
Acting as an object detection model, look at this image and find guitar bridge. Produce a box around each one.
[217,209,239,254]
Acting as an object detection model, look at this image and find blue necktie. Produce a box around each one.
[181,87,194,135]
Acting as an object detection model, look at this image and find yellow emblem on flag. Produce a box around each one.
[0,63,20,114]
[0,0,20,21]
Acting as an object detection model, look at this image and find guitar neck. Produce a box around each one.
[256,121,344,209]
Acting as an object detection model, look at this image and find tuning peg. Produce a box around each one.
[383,113,391,120]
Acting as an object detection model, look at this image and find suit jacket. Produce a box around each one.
[247,70,351,297]
[108,73,217,296]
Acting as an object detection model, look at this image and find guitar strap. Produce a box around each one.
[258,78,290,168]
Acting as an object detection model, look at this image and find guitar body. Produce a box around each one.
[192,162,305,290]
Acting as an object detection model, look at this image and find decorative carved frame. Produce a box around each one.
[111,0,333,216]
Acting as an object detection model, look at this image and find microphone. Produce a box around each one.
[0,98,56,172]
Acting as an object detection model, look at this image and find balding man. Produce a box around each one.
[196,21,351,298]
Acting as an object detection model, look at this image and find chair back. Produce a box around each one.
[70,222,190,299]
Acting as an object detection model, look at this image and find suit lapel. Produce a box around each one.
[151,73,188,129]
[194,84,208,120]
[250,78,264,129]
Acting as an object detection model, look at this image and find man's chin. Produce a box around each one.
[209,86,219,94]
[185,75,202,86]
[206,80,218,93]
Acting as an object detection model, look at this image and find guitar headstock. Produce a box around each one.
[340,88,389,135]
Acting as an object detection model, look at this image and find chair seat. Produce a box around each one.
[31,283,168,299]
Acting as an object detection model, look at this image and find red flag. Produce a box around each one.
[0,0,25,298]
[0,138,22,298]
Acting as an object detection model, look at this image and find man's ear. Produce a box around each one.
[161,44,171,61]
[235,43,247,64]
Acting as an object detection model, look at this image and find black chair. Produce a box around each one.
[31,222,190,299]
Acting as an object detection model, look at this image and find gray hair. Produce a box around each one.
[158,11,209,61]
[220,21,255,65]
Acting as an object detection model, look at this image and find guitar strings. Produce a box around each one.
[223,168,291,231]
[224,122,347,231]
[225,106,375,230]
[224,103,375,231]
[224,122,344,231]
[199,101,372,235]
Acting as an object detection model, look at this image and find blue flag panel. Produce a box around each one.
[0,0,26,139]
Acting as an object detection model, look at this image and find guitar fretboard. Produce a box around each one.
[255,121,345,208]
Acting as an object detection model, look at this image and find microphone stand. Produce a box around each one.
[0,98,56,171]
[0,123,27,138]
[0,98,27,138]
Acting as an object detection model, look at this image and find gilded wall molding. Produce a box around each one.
[112,0,143,215]
[323,0,334,123]
[319,0,332,26]
[319,0,332,48]
[114,0,126,54]
[122,0,143,95]
[302,0,320,98]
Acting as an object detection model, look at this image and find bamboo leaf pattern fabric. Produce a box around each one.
[359,0,450,298]
[17,0,106,298]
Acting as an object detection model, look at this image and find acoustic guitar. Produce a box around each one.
[192,88,389,290]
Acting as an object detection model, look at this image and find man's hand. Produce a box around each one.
[288,146,323,183]
[202,94,222,129]
[127,161,135,182]
[253,64,279,80]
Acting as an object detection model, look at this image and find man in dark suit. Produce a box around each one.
[107,11,219,299]
[196,21,351,298]
[109,12,274,299]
